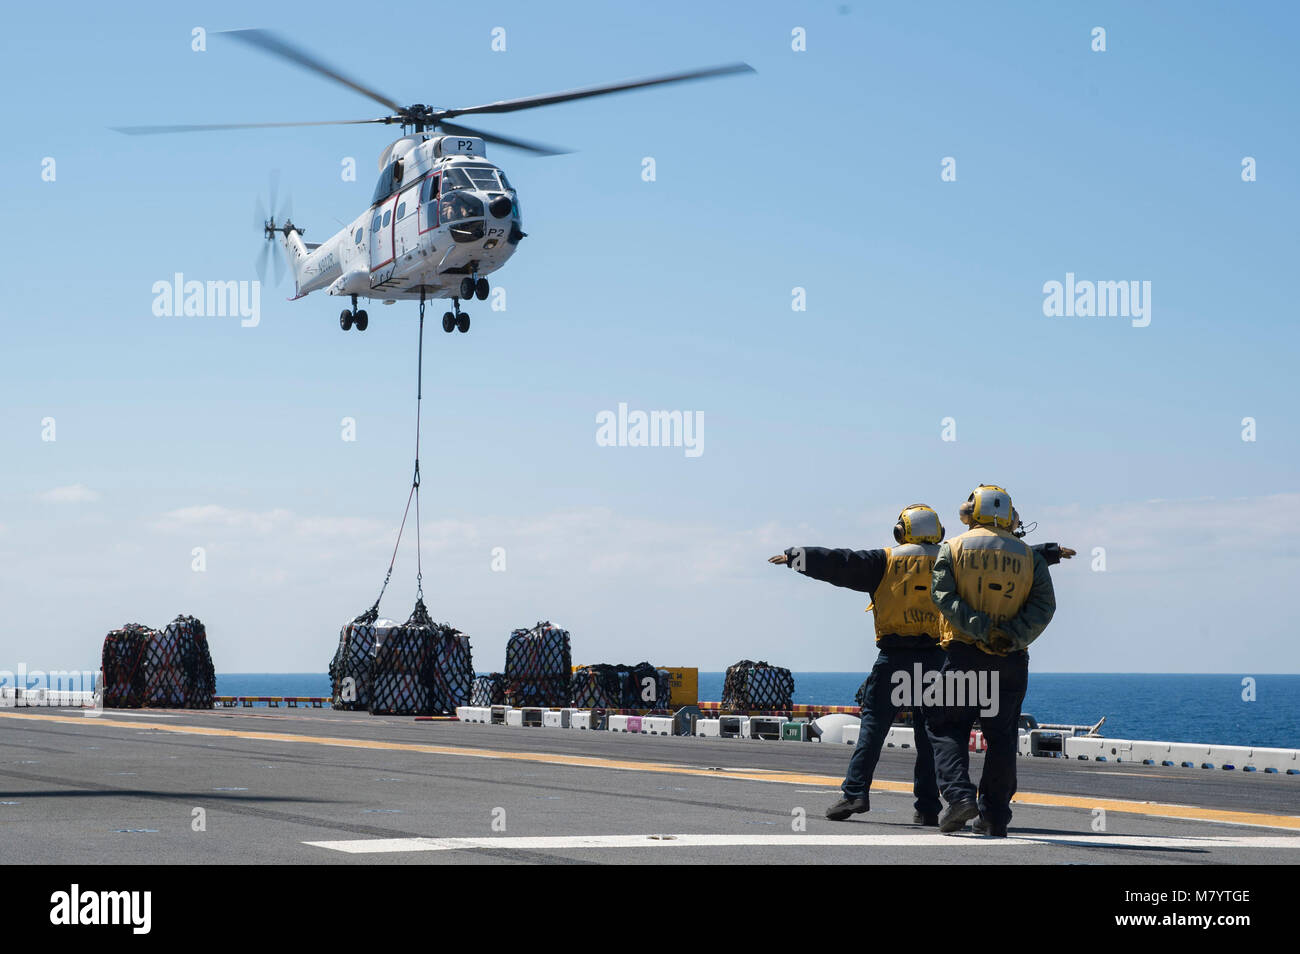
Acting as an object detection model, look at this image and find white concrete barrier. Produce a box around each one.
[884,727,915,748]
[1064,737,1300,774]
[842,723,860,745]
[608,714,630,732]
[695,718,721,738]
[504,709,523,727]
[542,710,563,728]
[571,710,599,730]
[643,716,674,735]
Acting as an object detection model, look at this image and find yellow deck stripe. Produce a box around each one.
[5,710,1297,831]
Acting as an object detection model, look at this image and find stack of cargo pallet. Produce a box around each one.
[100,615,216,709]
[722,659,794,712]
[370,599,475,716]
[503,621,572,708]
[570,662,671,710]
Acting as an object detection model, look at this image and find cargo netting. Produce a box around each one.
[570,662,671,710]
[471,672,507,707]
[329,607,379,710]
[102,616,215,709]
[722,659,794,711]
[101,623,154,708]
[503,621,572,707]
[370,599,474,715]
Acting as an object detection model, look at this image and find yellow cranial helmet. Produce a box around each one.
[968,485,1015,530]
[894,504,945,544]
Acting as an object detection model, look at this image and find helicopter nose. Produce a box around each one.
[487,194,513,219]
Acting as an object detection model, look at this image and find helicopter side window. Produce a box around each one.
[422,176,440,228]
[354,228,363,245]
[396,202,406,220]
[371,214,381,232]
[382,210,391,227]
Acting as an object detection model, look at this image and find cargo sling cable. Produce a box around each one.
[370,291,429,616]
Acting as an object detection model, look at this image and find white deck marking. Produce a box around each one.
[303,832,1300,854]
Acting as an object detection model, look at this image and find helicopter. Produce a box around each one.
[116,30,753,334]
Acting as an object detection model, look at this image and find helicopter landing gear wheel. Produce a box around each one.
[354,310,368,331]
[442,311,455,333]
[456,313,470,333]
[475,277,489,301]
[459,277,476,299]
[340,309,353,331]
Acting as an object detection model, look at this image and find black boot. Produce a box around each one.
[826,795,870,821]
[912,810,939,826]
[972,814,1007,837]
[938,798,979,833]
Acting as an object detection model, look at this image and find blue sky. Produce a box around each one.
[3,1,1298,675]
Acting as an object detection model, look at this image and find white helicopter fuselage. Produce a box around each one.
[279,134,522,303]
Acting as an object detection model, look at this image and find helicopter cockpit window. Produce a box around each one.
[440,167,472,192]
[439,192,484,222]
[464,166,506,191]
[354,228,363,245]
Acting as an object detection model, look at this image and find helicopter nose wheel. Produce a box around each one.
[443,297,470,333]
[339,309,353,331]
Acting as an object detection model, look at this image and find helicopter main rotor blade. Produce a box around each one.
[222,29,405,114]
[438,62,754,119]
[436,120,570,157]
[113,117,395,136]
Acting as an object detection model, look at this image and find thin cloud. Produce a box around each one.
[38,484,100,504]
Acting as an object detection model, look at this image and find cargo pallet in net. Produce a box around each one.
[369,599,474,716]
[471,672,507,707]
[570,662,672,710]
[722,659,794,711]
[101,616,216,709]
[329,608,382,710]
[503,621,572,707]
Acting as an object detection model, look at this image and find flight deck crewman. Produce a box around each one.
[770,504,948,826]
[926,484,1056,837]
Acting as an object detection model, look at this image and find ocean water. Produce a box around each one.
[214,672,1300,750]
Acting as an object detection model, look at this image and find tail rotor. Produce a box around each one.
[254,170,294,286]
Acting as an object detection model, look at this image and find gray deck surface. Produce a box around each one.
[2,707,1297,865]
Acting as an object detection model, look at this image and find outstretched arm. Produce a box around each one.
[768,547,886,594]
[1032,542,1076,566]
